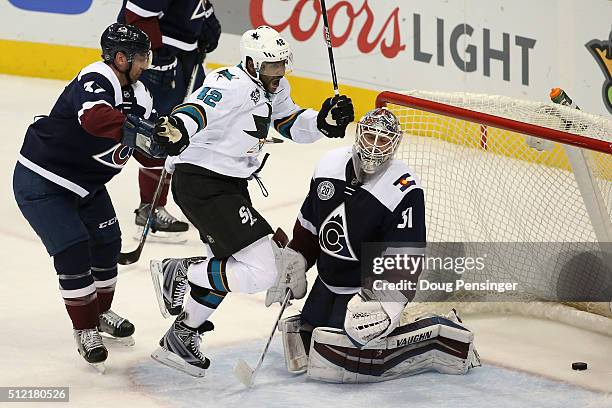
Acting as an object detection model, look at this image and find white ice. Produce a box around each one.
[0,75,610,407]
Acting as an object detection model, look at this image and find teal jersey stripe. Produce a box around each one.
[173,103,206,132]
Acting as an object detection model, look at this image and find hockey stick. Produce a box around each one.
[320,0,339,96]
[234,290,292,387]
[118,56,203,265]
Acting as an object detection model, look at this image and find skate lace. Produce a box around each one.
[173,281,188,307]
[155,207,178,224]
[80,329,103,351]
[100,310,124,329]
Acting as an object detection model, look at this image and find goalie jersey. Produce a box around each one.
[18,61,154,197]
[166,65,322,178]
[290,146,426,292]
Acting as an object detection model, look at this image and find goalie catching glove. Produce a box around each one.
[154,116,190,156]
[344,288,408,348]
[317,95,355,138]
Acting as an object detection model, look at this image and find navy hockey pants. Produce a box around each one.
[13,162,121,256]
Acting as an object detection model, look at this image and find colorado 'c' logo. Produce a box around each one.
[92,144,133,169]
[319,203,358,261]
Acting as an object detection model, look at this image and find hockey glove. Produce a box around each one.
[265,241,307,307]
[344,290,406,348]
[198,1,222,57]
[122,114,167,158]
[317,95,355,138]
[154,116,190,156]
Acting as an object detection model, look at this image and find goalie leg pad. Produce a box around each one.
[278,315,308,373]
[307,315,477,383]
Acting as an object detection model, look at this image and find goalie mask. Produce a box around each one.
[352,108,402,182]
[240,26,293,91]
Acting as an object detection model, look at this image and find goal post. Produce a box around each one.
[375,90,612,333]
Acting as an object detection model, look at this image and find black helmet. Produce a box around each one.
[101,23,150,63]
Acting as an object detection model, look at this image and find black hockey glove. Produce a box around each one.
[154,115,190,156]
[146,48,177,89]
[317,95,355,138]
[122,114,167,158]
[197,1,221,59]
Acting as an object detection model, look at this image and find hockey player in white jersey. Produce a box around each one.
[148,25,354,376]
[268,108,480,382]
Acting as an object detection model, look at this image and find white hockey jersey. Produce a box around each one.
[166,65,323,178]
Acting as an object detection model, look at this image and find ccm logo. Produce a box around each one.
[99,217,118,229]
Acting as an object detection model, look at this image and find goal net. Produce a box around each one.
[376,91,612,335]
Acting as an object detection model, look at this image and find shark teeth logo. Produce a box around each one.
[92,144,133,169]
[586,29,612,114]
[319,203,358,261]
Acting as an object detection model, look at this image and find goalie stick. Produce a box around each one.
[234,289,292,387]
[118,53,204,265]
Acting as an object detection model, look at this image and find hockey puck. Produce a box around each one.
[572,362,587,371]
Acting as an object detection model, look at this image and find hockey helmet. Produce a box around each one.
[352,108,402,180]
[240,26,293,78]
[101,23,151,65]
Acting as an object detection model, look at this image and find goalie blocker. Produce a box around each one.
[278,311,480,383]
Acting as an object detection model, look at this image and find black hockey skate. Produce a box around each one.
[150,257,206,318]
[98,310,135,346]
[134,203,189,243]
[151,313,214,377]
[74,328,108,373]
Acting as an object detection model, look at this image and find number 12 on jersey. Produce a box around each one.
[197,87,222,107]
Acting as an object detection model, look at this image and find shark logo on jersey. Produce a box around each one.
[84,81,105,94]
[319,203,358,261]
[92,144,133,169]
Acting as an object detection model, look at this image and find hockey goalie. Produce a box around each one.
[266,108,481,383]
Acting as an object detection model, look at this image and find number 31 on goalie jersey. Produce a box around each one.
[397,207,413,229]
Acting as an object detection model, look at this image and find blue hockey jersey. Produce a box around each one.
[119,0,210,54]
[18,61,154,197]
[290,147,426,292]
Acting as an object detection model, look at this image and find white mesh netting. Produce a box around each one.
[381,91,612,333]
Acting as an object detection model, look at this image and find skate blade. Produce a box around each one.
[151,347,207,377]
[100,333,135,347]
[88,361,106,374]
[150,260,171,319]
[134,227,188,244]
[233,359,255,387]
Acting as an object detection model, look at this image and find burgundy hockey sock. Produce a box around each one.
[64,292,100,330]
[139,168,169,206]
[96,285,115,314]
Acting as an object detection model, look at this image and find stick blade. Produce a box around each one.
[118,248,141,265]
[233,359,255,387]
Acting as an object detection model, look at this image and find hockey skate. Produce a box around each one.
[98,309,135,346]
[134,203,189,244]
[150,257,206,318]
[74,328,108,373]
[151,313,214,377]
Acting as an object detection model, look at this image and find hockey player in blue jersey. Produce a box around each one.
[269,108,480,382]
[118,0,222,240]
[12,23,164,371]
[147,25,354,377]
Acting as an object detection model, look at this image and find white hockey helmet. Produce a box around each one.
[240,26,293,78]
[352,108,403,181]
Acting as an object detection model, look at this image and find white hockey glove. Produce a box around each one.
[265,243,307,307]
[344,289,407,348]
